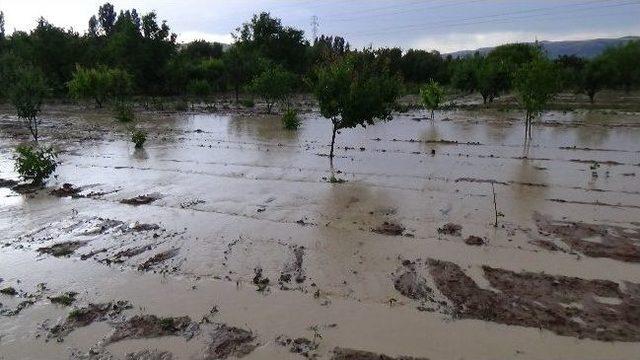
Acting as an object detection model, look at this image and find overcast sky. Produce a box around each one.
[2,0,639,52]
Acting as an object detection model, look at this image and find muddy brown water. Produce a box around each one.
[1,106,640,359]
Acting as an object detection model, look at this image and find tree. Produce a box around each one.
[235,12,308,74]
[98,3,117,36]
[514,57,559,138]
[250,65,296,114]
[420,80,445,119]
[223,44,260,102]
[313,53,400,158]
[0,11,5,40]
[581,57,614,103]
[603,40,640,93]
[9,66,48,143]
[476,58,509,104]
[68,65,133,107]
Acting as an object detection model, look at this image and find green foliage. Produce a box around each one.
[476,58,510,104]
[131,128,146,148]
[186,79,211,99]
[68,66,133,107]
[49,292,78,306]
[9,66,48,143]
[14,145,58,184]
[313,52,400,158]
[581,57,615,103]
[515,57,559,135]
[420,80,445,119]
[282,108,300,130]
[250,65,296,114]
[173,99,188,111]
[600,40,640,93]
[114,102,135,123]
[240,99,255,108]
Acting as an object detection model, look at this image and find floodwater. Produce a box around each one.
[1,105,640,359]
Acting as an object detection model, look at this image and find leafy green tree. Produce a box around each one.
[68,65,133,107]
[223,44,260,102]
[603,40,640,93]
[250,65,296,114]
[581,57,614,103]
[420,80,445,119]
[400,49,447,85]
[182,40,224,59]
[9,66,48,143]
[451,56,479,94]
[476,58,509,104]
[313,53,400,158]
[514,57,559,138]
[15,145,57,184]
[554,55,586,91]
[235,12,308,74]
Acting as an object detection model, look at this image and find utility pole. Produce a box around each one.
[311,15,319,43]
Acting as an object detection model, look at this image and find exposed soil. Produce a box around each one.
[464,236,485,246]
[372,222,405,236]
[534,213,640,262]
[137,249,179,271]
[49,301,132,339]
[0,178,19,188]
[205,323,258,359]
[437,223,462,236]
[275,335,319,358]
[120,194,161,206]
[50,183,82,197]
[331,347,430,360]
[125,350,173,360]
[108,314,199,343]
[48,291,78,306]
[279,245,306,285]
[38,241,87,257]
[393,264,433,301]
[428,259,640,342]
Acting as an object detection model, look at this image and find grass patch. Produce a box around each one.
[49,292,78,306]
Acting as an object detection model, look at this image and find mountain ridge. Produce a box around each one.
[447,36,639,59]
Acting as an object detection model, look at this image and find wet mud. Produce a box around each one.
[108,315,199,343]
[534,213,640,262]
[205,323,258,359]
[428,259,640,341]
[331,347,429,360]
[49,301,132,339]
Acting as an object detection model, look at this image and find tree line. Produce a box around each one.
[1,4,639,106]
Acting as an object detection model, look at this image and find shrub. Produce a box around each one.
[131,129,146,149]
[240,99,255,108]
[114,102,135,123]
[420,80,444,119]
[14,145,58,184]
[9,66,48,143]
[282,108,300,130]
[174,99,188,112]
[68,66,133,108]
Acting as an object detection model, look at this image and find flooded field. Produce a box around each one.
[1,105,640,359]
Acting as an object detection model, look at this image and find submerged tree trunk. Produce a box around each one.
[27,117,38,144]
[588,90,596,104]
[234,84,240,103]
[329,121,338,159]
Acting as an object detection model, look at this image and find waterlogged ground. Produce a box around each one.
[1,103,640,359]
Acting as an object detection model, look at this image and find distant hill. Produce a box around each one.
[448,36,639,59]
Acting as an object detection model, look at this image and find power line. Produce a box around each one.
[341,0,638,38]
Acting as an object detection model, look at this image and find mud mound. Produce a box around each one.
[38,241,87,257]
[0,178,19,188]
[49,301,131,339]
[464,236,485,246]
[279,245,306,285]
[372,222,405,236]
[331,347,429,360]
[108,315,199,343]
[428,259,640,342]
[275,336,318,358]
[393,268,433,301]
[534,213,640,262]
[50,183,81,197]
[138,249,179,271]
[125,350,173,360]
[206,323,258,359]
[437,223,462,236]
[121,194,160,206]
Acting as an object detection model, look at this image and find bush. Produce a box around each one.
[14,145,58,184]
[114,102,135,123]
[68,66,133,108]
[282,108,300,130]
[131,129,146,149]
[174,99,188,112]
[240,99,255,108]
